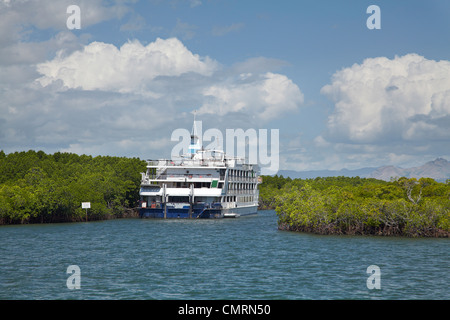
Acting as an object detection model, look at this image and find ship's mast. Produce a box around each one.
[188,111,201,159]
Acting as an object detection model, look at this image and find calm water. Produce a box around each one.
[0,210,448,300]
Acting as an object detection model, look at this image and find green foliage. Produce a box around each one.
[0,150,147,224]
[259,175,449,237]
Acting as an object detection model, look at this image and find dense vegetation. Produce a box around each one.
[2,150,449,237]
[259,175,450,237]
[0,150,146,224]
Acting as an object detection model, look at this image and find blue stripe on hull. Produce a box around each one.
[139,208,222,219]
[139,204,258,219]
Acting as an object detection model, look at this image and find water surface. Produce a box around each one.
[0,210,448,299]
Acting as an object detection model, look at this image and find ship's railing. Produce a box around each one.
[225,190,258,195]
[164,202,222,209]
[228,177,258,182]
[144,173,216,181]
[146,159,228,167]
[146,157,255,168]
[146,159,177,167]
[141,176,259,185]
[142,202,223,209]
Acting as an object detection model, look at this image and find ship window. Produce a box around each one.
[168,196,189,203]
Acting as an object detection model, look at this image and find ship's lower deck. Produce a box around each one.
[139,203,258,219]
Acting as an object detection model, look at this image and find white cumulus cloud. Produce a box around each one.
[198,72,304,122]
[36,37,303,124]
[1,33,303,158]
[36,38,218,93]
[321,54,450,144]
[0,0,128,41]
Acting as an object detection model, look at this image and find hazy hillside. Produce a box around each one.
[368,158,450,182]
[278,158,450,182]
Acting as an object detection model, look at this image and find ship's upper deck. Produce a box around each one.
[141,148,259,187]
[141,117,260,187]
[146,149,257,171]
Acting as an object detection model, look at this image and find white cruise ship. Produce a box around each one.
[139,120,261,218]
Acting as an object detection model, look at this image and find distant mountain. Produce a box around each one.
[277,158,450,182]
[368,158,450,182]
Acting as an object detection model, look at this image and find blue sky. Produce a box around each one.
[1,0,450,172]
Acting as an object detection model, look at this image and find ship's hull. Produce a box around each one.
[139,204,258,219]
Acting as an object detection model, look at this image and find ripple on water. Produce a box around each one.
[0,211,448,300]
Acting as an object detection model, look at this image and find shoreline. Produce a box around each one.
[259,176,450,239]
[277,222,450,238]
[0,208,140,226]
[2,206,448,238]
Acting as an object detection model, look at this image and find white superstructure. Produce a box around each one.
[139,120,261,219]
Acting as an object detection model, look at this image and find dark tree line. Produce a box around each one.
[259,175,450,237]
[0,150,147,224]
